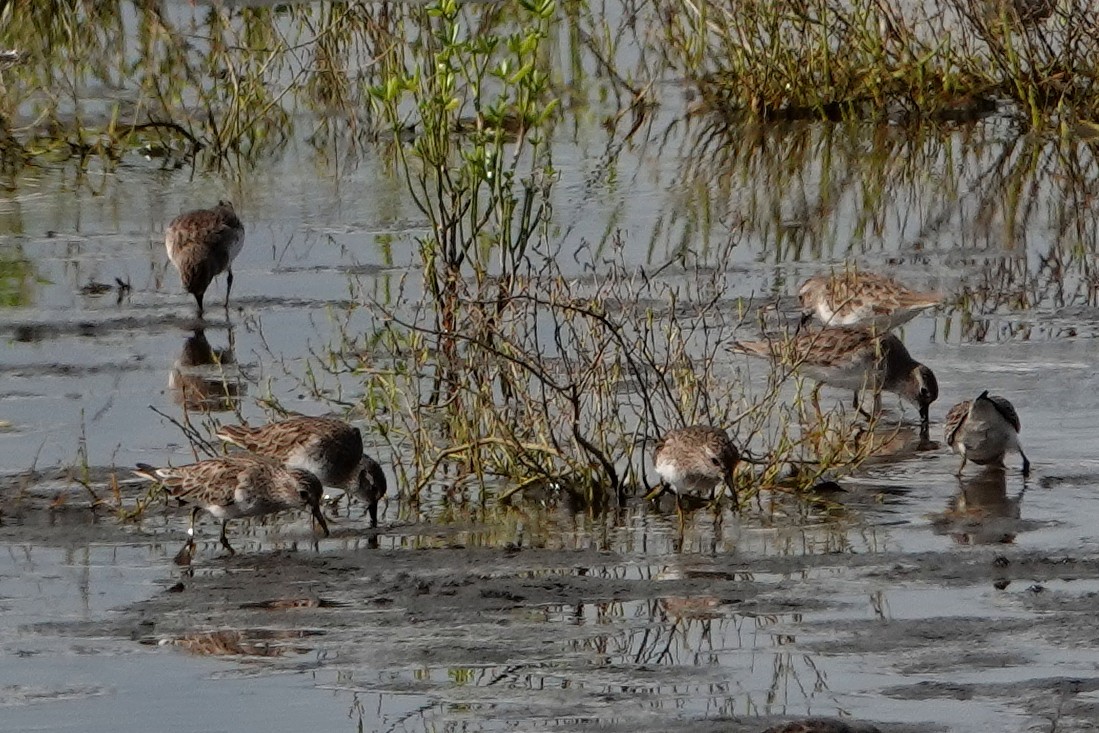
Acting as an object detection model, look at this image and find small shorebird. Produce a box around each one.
[134,454,329,560]
[943,391,1030,475]
[165,200,245,317]
[798,270,941,331]
[217,416,388,527]
[730,326,938,433]
[644,426,740,509]
[763,719,882,733]
[993,0,1055,26]
[0,50,22,71]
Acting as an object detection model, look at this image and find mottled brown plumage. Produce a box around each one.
[133,453,328,558]
[998,0,1055,26]
[731,325,938,433]
[217,416,388,527]
[798,270,941,331]
[943,391,1029,475]
[165,200,245,317]
[650,426,740,507]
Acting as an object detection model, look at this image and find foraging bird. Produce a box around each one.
[730,326,938,434]
[133,454,329,559]
[165,200,245,317]
[645,426,740,508]
[991,0,1055,26]
[798,270,941,331]
[217,416,388,527]
[943,391,1030,475]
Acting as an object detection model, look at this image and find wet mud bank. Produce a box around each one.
[8,491,1099,733]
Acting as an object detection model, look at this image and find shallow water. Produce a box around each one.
[4,2,1099,733]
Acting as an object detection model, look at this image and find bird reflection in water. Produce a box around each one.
[932,467,1024,545]
[168,329,245,413]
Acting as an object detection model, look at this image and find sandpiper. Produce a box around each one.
[943,391,1030,475]
[730,326,938,433]
[217,416,388,527]
[165,200,245,317]
[644,426,740,508]
[1001,0,1055,26]
[798,270,941,331]
[133,453,328,559]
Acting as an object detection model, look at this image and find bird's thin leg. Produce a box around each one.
[367,499,379,528]
[811,384,824,421]
[224,268,233,311]
[173,541,195,566]
[853,390,874,421]
[173,507,200,565]
[194,293,205,319]
[219,520,236,555]
[1020,449,1031,477]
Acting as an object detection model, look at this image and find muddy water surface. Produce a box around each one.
[4,3,1099,733]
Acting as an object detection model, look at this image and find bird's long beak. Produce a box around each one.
[919,401,931,439]
[311,503,331,538]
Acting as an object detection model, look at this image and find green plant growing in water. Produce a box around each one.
[369,0,558,335]
[347,0,899,513]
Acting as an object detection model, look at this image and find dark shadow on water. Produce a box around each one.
[930,467,1026,545]
[168,329,245,413]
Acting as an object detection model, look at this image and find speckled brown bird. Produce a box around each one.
[730,325,938,434]
[645,426,740,508]
[944,391,1030,475]
[1001,0,1055,26]
[165,200,245,317]
[798,270,941,331]
[217,416,388,527]
[133,453,328,558]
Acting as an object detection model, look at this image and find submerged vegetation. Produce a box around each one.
[3,1,1099,516]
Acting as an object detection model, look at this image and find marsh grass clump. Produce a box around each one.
[1,2,401,169]
[261,0,911,513]
[321,234,898,513]
[660,0,1099,125]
